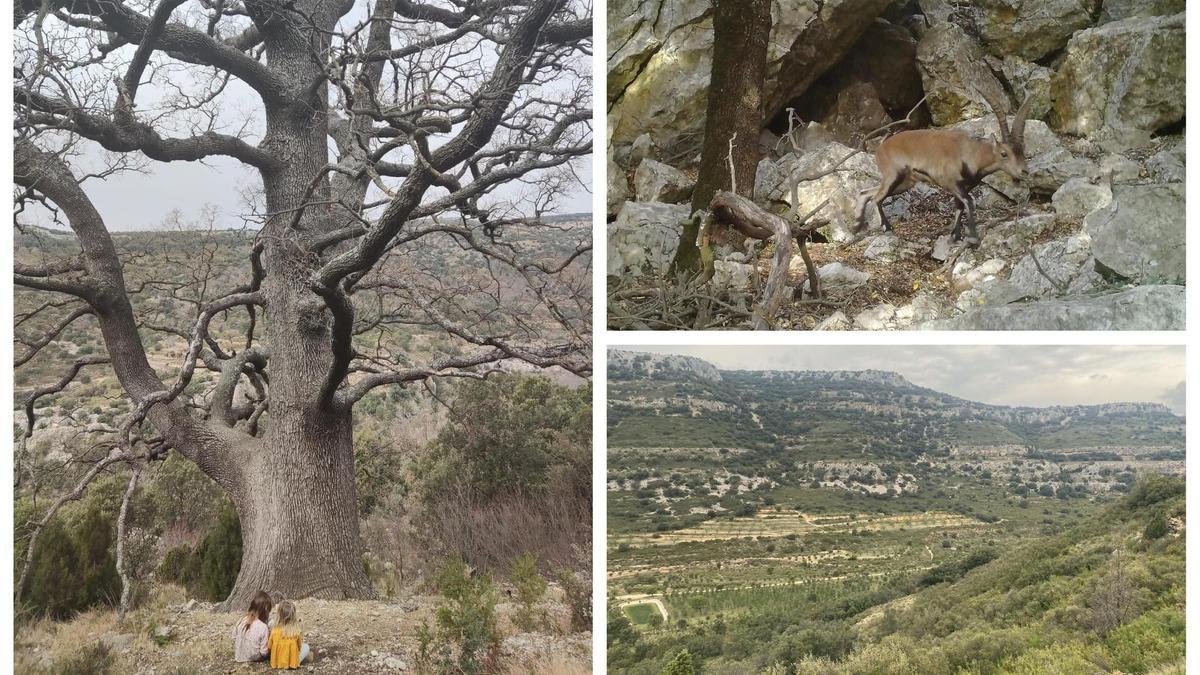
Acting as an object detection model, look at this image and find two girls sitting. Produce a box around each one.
[231,591,312,668]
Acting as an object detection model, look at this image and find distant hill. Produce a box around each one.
[608,349,1184,495]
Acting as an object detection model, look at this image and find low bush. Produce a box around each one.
[416,557,500,675]
[509,552,548,631]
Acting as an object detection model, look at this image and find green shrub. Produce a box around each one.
[21,517,84,619]
[557,569,592,633]
[662,648,697,675]
[510,552,548,631]
[196,502,241,601]
[158,544,202,592]
[416,557,499,674]
[1105,606,1185,672]
[1143,508,1170,540]
[1124,475,1184,511]
[420,376,591,502]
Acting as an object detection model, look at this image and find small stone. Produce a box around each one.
[384,656,407,670]
[931,234,952,262]
[814,311,850,331]
[813,262,870,290]
[853,304,897,331]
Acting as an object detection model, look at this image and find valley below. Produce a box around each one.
[606,350,1185,674]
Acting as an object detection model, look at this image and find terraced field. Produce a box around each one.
[610,510,984,546]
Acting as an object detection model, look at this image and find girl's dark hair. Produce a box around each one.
[242,590,273,631]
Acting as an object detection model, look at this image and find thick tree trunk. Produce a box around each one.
[673,0,771,274]
[218,0,377,609]
[222,407,374,609]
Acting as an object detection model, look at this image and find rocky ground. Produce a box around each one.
[13,586,591,674]
[607,0,1185,331]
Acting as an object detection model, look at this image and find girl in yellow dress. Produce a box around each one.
[268,601,311,668]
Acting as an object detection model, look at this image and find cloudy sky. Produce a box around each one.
[621,345,1186,414]
[23,5,592,232]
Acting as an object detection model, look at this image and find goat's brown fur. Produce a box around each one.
[856,95,1032,244]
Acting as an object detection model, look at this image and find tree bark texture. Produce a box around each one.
[674,0,771,273]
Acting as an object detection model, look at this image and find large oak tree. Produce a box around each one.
[14,0,591,608]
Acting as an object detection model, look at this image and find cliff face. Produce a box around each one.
[608,349,722,382]
[609,352,1184,457]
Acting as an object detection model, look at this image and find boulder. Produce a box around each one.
[607,153,629,217]
[952,257,1006,292]
[1085,184,1185,284]
[916,23,1004,125]
[979,213,1057,258]
[863,232,926,262]
[711,260,756,290]
[606,202,690,277]
[1050,13,1186,139]
[1144,142,1185,183]
[988,55,1053,121]
[931,234,953,262]
[100,634,136,653]
[984,233,1100,303]
[630,133,656,166]
[973,0,1094,61]
[609,0,892,154]
[754,140,881,241]
[906,293,952,324]
[818,81,894,146]
[1100,0,1185,23]
[919,285,1185,330]
[815,262,871,290]
[1052,178,1112,219]
[606,0,717,154]
[633,159,694,204]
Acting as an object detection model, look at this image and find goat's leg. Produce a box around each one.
[949,201,964,240]
[854,187,879,234]
[963,193,980,244]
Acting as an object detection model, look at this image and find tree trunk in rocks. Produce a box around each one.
[674,0,772,274]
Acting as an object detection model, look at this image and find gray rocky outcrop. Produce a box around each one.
[1085,184,1185,284]
[607,202,689,277]
[754,140,880,241]
[633,160,694,203]
[1050,13,1185,141]
[608,0,892,157]
[919,285,1184,330]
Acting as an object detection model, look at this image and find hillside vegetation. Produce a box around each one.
[607,351,1185,674]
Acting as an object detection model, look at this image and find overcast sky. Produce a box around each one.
[23,4,592,232]
[620,346,1186,414]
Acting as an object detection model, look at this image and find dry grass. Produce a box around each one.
[14,584,592,674]
[418,487,591,577]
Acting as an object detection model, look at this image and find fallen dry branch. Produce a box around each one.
[709,191,828,329]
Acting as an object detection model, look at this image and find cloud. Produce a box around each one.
[1160,381,1186,414]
